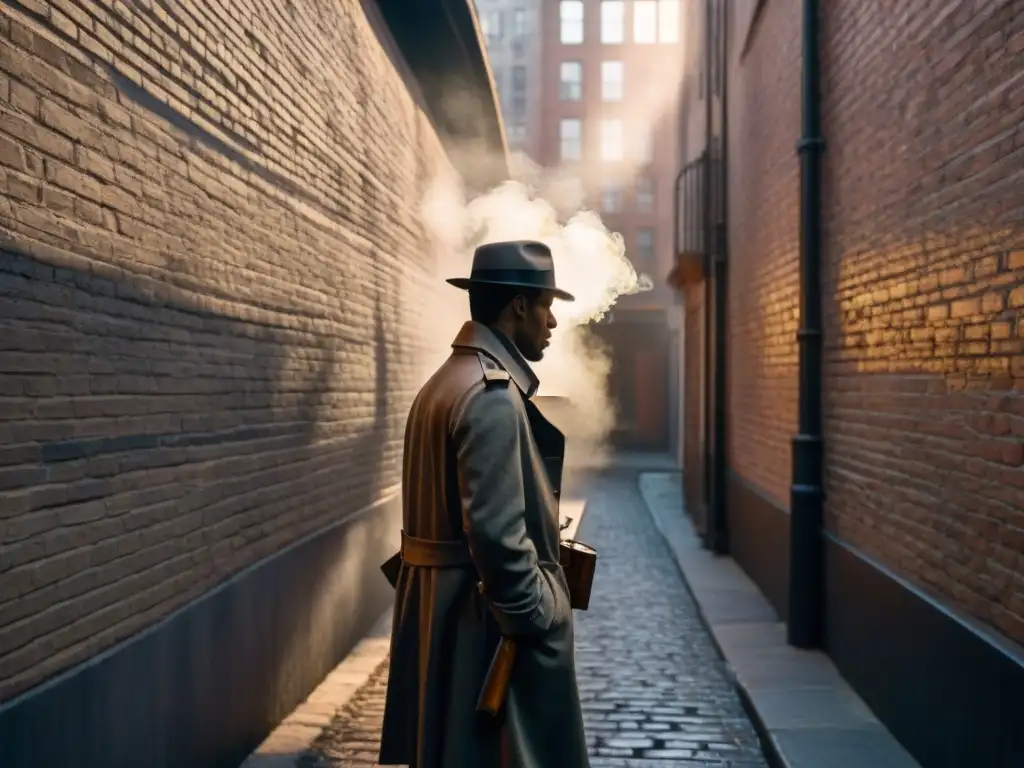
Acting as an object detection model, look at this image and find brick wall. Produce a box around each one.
[821,0,1024,643]
[0,0,453,702]
[724,0,802,506]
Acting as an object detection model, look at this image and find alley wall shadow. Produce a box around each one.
[0,243,398,768]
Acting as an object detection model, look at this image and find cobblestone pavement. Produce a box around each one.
[303,471,768,766]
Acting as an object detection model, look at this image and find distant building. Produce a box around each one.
[536,0,685,452]
[476,0,543,159]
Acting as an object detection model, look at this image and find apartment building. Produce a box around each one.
[476,0,543,158]
[538,0,685,452]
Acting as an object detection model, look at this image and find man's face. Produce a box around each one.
[512,290,558,362]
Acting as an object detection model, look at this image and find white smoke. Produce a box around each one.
[414,154,640,462]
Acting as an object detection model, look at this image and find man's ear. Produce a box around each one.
[511,294,527,319]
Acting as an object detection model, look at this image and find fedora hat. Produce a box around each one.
[446,240,575,302]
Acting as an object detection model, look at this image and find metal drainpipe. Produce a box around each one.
[709,0,729,556]
[701,0,715,549]
[788,0,826,649]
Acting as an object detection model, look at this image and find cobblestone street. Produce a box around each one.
[302,471,768,767]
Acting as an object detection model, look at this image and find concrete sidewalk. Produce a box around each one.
[638,472,922,768]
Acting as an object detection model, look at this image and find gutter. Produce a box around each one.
[787,0,826,648]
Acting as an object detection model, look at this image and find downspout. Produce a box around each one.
[788,0,825,648]
[709,0,729,555]
[701,0,715,548]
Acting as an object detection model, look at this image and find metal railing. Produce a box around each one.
[674,152,707,259]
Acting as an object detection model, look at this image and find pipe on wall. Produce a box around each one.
[710,0,729,556]
[788,0,826,649]
[701,0,716,550]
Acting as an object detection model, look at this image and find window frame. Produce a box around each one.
[600,1,625,44]
[559,118,582,162]
[559,60,583,101]
[559,1,584,45]
[600,118,624,162]
[633,0,657,44]
[601,60,624,102]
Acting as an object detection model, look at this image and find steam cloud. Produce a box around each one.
[412,154,641,466]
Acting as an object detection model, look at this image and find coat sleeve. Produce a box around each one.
[452,385,559,638]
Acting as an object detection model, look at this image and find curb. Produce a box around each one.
[637,471,920,768]
[637,475,786,768]
[238,610,392,768]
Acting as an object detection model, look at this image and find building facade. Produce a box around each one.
[477,0,544,158]
[0,1,502,766]
[670,2,1024,767]
[538,0,685,452]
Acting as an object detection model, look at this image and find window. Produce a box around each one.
[510,95,527,119]
[633,1,657,43]
[635,228,656,268]
[512,65,527,93]
[560,119,582,162]
[481,11,504,45]
[601,184,623,213]
[600,119,623,161]
[513,8,528,37]
[636,177,655,212]
[507,123,527,145]
[601,61,623,101]
[560,61,582,101]
[600,1,625,44]
[560,1,584,44]
[636,125,653,164]
[658,0,680,43]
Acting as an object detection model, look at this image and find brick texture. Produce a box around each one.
[0,0,453,702]
[820,0,1024,643]
[724,0,802,507]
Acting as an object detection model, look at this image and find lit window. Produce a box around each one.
[636,228,656,268]
[560,1,584,44]
[560,118,582,162]
[600,1,625,44]
[601,184,623,213]
[513,8,529,37]
[601,61,623,101]
[633,1,657,44]
[637,177,655,212]
[658,0,680,43]
[481,11,504,45]
[600,119,623,162]
[560,61,583,101]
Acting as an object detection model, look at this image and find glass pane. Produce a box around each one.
[658,0,680,43]
[601,1,625,44]
[601,119,623,161]
[601,61,623,101]
[560,1,584,44]
[633,0,657,44]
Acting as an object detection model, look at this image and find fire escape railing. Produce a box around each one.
[671,152,708,286]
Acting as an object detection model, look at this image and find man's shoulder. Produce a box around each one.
[415,351,514,409]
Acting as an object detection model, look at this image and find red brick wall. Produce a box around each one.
[821,1,1024,643]
[725,0,802,506]
[0,0,452,701]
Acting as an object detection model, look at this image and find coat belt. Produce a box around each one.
[400,531,473,568]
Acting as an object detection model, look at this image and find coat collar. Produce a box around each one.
[451,321,540,398]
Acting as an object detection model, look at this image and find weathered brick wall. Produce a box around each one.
[725,0,802,505]
[821,1,1024,642]
[0,0,453,701]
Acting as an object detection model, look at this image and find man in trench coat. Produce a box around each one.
[378,240,590,768]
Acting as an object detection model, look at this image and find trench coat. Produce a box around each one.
[378,321,589,768]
